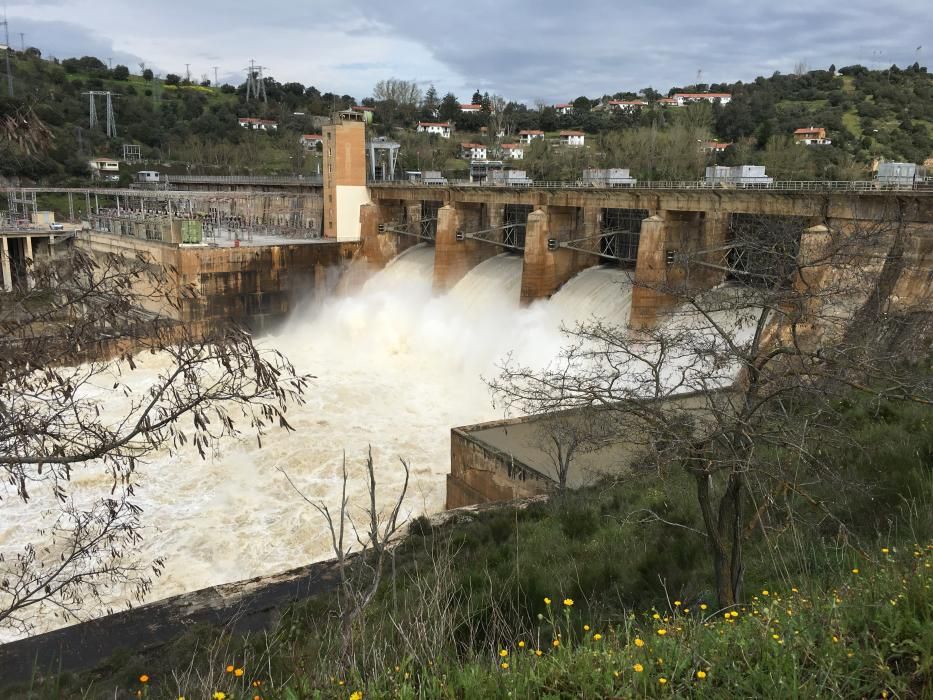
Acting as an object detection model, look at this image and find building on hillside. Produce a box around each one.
[793,127,831,145]
[657,97,679,107]
[705,165,773,185]
[518,129,544,144]
[469,160,504,184]
[702,141,732,153]
[581,168,637,187]
[488,169,533,187]
[501,143,524,160]
[559,130,585,146]
[238,117,278,131]
[88,157,120,180]
[461,142,488,160]
[671,92,732,106]
[555,103,573,114]
[607,100,648,112]
[417,121,452,138]
[460,103,483,112]
[299,134,324,149]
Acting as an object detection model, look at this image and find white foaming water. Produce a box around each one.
[0,254,742,641]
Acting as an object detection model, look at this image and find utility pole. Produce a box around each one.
[18,32,23,52]
[2,12,12,96]
[185,63,191,83]
[107,56,112,70]
[213,65,219,87]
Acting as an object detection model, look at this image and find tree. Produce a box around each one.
[421,85,439,118]
[164,73,180,86]
[471,89,483,105]
[142,68,153,82]
[439,92,460,122]
[491,204,931,608]
[0,249,306,633]
[372,78,421,107]
[112,64,130,80]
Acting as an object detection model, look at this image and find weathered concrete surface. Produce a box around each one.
[447,417,554,509]
[0,559,341,685]
[80,233,358,331]
[519,206,598,304]
[433,203,499,293]
[371,186,933,223]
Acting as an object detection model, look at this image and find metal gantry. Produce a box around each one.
[381,218,438,243]
[83,91,117,137]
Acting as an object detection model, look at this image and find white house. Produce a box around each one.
[501,143,524,160]
[608,100,648,112]
[417,121,452,138]
[300,134,324,149]
[671,92,732,106]
[554,103,573,115]
[461,142,487,160]
[657,97,679,107]
[460,103,482,113]
[518,129,544,144]
[559,130,585,147]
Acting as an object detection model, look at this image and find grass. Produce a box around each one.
[842,109,863,137]
[62,543,933,699]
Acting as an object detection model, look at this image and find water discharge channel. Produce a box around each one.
[0,244,726,641]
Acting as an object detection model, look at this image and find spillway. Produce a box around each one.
[0,254,662,640]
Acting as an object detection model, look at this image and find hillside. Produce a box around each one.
[0,49,931,183]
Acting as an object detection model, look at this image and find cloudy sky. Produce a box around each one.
[4,0,928,103]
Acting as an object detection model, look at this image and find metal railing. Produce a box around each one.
[369,178,931,193]
[166,174,323,186]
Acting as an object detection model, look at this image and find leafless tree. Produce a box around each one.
[0,248,308,633]
[533,408,615,490]
[491,201,932,607]
[372,78,422,108]
[279,447,409,664]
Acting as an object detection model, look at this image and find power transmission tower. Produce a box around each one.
[185,63,191,83]
[213,65,219,87]
[83,91,117,138]
[243,59,268,102]
[1,13,12,96]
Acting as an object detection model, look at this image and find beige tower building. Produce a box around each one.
[322,115,370,241]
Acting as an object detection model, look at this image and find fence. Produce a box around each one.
[166,174,323,186]
[369,178,930,193]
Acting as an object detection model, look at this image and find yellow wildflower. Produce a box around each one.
[499,649,508,657]
[652,613,661,620]
[634,638,645,647]
[213,694,226,700]
[234,668,244,678]
[544,597,551,605]
[225,665,234,673]
[633,663,644,673]
[350,694,363,700]
[552,639,560,648]
[563,598,574,607]
[252,680,263,687]
[659,677,668,685]
[762,590,769,596]
[700,604,708,610]
[593,633,603,641]
[535,649,543,657]
[657,628,667,636]
[674,600,681,607]
[881,548,889,554]
[518,640,525,648]
[500,662,509,670]
[139,675,150,683]
[852,568,859,574]
[696,670,707,679]
[583,624,590,631]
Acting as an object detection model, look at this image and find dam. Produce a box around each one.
[1,115,932,642]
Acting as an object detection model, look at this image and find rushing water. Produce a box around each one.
[0,249,756,640]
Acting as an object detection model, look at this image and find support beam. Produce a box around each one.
[23,235,34,289]
[432,203,498,294]
[519,206,597,305]
[1,237,11,292]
